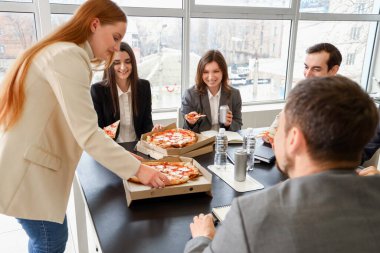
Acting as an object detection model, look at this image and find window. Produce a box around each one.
[190,19,291,103]
[50,0,182,8]
[294,21,374,85]
[300,0,377,14]
[2,0,380,111]
[51,14,183,110]
[0,12,37,83]
[195,0,290,8]
[346,53,356,65]
[350,26,361,40]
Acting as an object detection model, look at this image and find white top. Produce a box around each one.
[116,85,137,142]
[208,87,221,131]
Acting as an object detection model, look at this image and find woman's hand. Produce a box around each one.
[135,164,169,188]
[152,124,163,132]
[224,110,233,127]
[189,213,216,240]
[185,111,200,125]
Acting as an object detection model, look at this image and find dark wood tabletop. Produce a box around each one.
[76,141,286,253]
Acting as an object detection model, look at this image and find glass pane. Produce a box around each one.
[195,0,290,8]
[50,0,182,8]
[190,18,291,103]
[300,0,380,14]
[130,17,182,109]
[114,0,181,8]
[294,21,375,86]
[0,12,37,83]
[49,0,84,3]
[51,15,182,110]
[368,46,380,97]
[1,0,32,2]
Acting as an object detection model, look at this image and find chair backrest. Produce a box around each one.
[176,107,184,128]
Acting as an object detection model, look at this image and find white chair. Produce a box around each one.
[363,148,380,171]
[176,107,184,128]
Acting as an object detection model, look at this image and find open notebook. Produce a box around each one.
[212,205,231,222]
[201,130,243,143]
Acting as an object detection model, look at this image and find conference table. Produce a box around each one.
[74,140,286,253]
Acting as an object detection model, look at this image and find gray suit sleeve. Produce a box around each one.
[181,88,201,132]
[228,89,243,131]
[184,199,249,253]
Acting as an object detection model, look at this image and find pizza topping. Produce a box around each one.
[145,128,198,149]
[103,120,120,139]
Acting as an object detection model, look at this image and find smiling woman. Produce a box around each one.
[91,42,159,143]
[0,0,169,252]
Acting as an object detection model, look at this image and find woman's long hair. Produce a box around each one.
[195,49,231,96]
[102,42,140,117]
[0,0,126,131]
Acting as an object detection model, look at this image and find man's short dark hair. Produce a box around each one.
[285,76,378,163]
[306,43,342,71]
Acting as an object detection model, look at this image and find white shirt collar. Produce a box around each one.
[207,87,221,100]
[116,84,131,97]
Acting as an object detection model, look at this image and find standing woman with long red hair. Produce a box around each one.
[0,1,168,252]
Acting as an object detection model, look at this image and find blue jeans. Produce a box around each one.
[17,216,68,253]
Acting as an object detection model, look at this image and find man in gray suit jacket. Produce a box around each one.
[184,76,380,253]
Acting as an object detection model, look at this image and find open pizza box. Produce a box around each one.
[139,123,215,156]
[123,156,213,206]
[136,142,214,160]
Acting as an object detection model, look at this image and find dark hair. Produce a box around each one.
[102,42,139,116]
[285,75,378,164]
[306,43,342,71]
[195,50,231,96]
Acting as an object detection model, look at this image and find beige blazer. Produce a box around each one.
[0,41,140,223]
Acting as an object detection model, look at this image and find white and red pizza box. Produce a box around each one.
[140,123,215,156]
[123,156,213,206]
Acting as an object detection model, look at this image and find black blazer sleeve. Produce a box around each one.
[90,82,120,140]
[133,79,154,138]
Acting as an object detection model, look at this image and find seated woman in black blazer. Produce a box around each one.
[91,42,159,142]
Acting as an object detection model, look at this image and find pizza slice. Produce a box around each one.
[128,161,201,186]
[103,120,120,139]
[186,112,206,121]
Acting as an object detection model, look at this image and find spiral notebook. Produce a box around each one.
[212,205,231,222]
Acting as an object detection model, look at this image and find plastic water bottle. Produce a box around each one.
[243,128,253,150]
[214,128,228,169]
[245,129,256,171]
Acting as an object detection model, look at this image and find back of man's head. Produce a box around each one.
[285,76,378,164]
[306,43,342,71]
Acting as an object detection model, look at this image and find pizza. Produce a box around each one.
[186,112,206,121]
[103,120,120,139]
[145,128,197,149]
[129,161,201,186]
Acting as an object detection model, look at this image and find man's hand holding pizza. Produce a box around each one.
[135,164,169,188]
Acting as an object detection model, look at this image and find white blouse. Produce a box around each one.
[207,87,221,131]
[116,85,137,142]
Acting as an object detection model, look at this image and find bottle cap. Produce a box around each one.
[219,128,225,134]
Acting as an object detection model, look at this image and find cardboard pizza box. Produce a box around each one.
[136,141,214,160]
[123,156,213,206]
[140,123,215,156]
